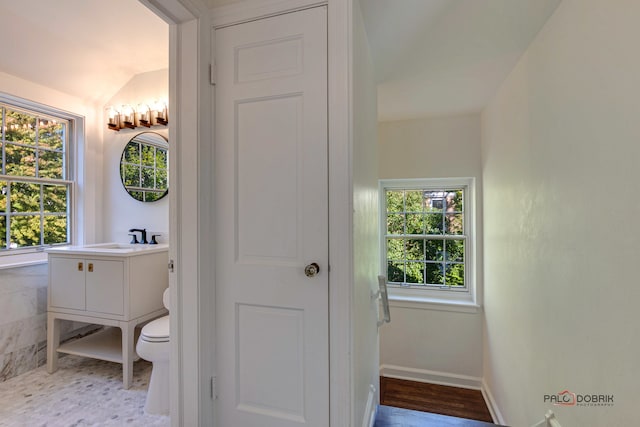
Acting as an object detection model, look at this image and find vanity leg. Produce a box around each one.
[46,314,60,374]
[121,322,136,389]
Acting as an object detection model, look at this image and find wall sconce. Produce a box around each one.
[152,100,168,126]
[106,101,169,131]
[121,104,136,129]
[137,103,152,128]
[106,106,121,131]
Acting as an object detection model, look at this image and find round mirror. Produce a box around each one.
[119,132,168,202]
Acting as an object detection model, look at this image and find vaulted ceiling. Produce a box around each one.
[361,0,561,121]
[0,0,560,119]
[0,0,168,105]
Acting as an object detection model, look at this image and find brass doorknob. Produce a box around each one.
[304,263,320,277]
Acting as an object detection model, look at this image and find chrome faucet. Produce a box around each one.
[128,228,148,244]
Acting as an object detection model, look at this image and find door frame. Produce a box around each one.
[139,0,215,425]
[213,2,354,426]
[141,0,354,425]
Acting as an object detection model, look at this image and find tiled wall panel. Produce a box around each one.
[0,264,89,382]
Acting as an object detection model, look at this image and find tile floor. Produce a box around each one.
[0,354,169,427]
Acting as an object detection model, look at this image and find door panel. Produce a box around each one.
[236,304,305,421]
[235,35,304,83]
[236,94,303,264]
[215,6,328,427]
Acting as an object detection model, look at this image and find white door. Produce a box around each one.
[214,7,328,427]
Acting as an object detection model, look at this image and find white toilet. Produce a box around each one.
[136,288,171,415]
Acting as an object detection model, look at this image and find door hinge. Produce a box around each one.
[209,63,216,86]
[210,376,218,400]
[168,260,175,273]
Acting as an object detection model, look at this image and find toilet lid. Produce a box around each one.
[141,315,170,341]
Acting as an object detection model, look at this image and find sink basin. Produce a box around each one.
[46,242,169,257]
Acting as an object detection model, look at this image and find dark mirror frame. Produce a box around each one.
[119,132,169,202]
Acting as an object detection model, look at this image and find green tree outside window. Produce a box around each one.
[1,104,69,250]
[385,188,465,288]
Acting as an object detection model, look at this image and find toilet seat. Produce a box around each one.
[140,315,169,342]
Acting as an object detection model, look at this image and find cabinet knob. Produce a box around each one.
[88,263,94,273]
[78,262,83,272]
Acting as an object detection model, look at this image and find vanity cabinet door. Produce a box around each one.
[50,257,86,310]
[85,259,124,315]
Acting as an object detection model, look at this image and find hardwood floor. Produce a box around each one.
[380,377,494,423]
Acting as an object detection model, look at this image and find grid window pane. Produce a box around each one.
[405,213,424,234]
[405,191,423,212]
[387,261,404,283]
[145,192,161,202]
[425,213,443,234]
[445,263,465,287]
[156,168,168,191]
[446,190,463,212]
[425,263,444,285]
[10,182,40,213]
[386,190,404,213]
[44,215,67,245]
[445,240,464,262]
[156,148,168,165]
[405,262,424,284]
[123,164,140,187]
[39,149,64,179]
[423,190,445,212]
[445,213,464,235]
[5,110,36,145]
[386,238,403,261]
[38,119,65,150]
[5,144,36,177]
[405,239,424,261]
[141,144,156,167]
[384,186,467,290]
[10,215,41,247]
[387,213,405,234]
[425,239,444,261]
[142,166,155,188]
[43,185,67,213]
[1,100,72,251]
[124,142,140,163]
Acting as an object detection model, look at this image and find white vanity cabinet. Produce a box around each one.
[50,257,124,315]
[46,243,169,389]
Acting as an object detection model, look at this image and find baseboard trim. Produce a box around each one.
[481,379,505,425]
[380,364,483,390]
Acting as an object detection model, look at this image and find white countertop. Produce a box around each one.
[45,242,169,257]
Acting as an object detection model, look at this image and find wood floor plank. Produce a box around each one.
[380,377,494,423]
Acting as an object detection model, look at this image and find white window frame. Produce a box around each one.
[0,93,81,267]
[379,177,478,309]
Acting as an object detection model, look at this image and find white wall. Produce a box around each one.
[378,114,484,383]
[352,1,380,425]
[481,0,640,425]
[0,71,103,251]
[102,69,169,243]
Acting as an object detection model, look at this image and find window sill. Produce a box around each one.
[388,295,480,314]
[0,252,48,270]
